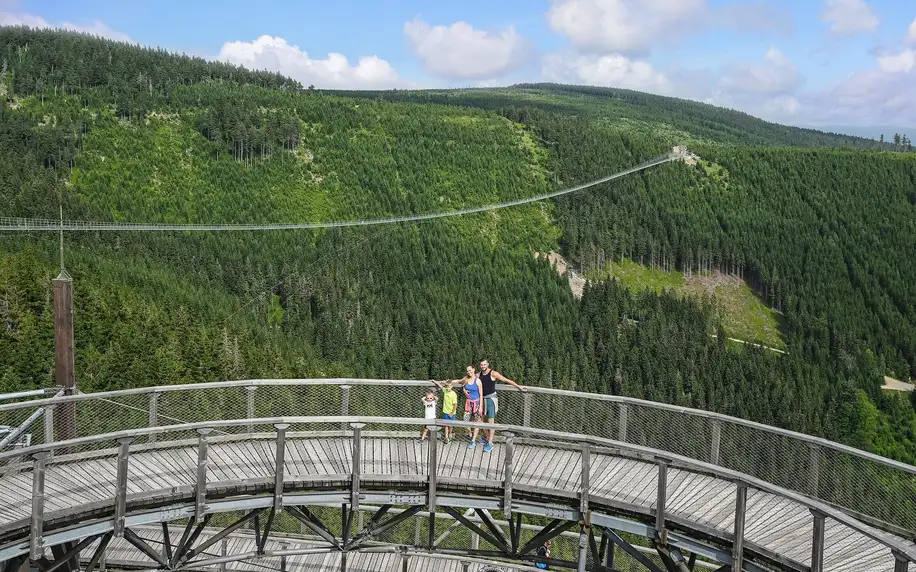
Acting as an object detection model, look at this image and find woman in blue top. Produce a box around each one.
[437,365,483,444]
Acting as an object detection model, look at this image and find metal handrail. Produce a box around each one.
[1,378,913,475]
[2,414,914,562]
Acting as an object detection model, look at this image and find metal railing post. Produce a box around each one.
[274,423,289,510]
[710,420,722,464]
[808,444,821,497]
[428,425,440,549]
[350,422,365,513]
[810,510,825,572]
[114,437,135,537]
[340,385,351,431]
[733,481,747,572]
[618,403,628,441]
[522,393,532,427]
[30,452,49,559]
[503,432,515,517]
[279,542,288,572]
[195,428,212,522]
[246,386,256,433]
[577,527,588,572]
[43,404,55,454]
[580,442,590,516]
[655,459,669,546]
[148,391,160,443]
[893,550,910,572]
[220,539,228,572]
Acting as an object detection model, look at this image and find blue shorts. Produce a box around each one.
[443,413,456,420]
[484,395,498,420]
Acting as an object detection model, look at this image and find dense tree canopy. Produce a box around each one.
[1,28,914,465]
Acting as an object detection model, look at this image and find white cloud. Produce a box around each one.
[907,18,916,43]
[877,49,916,73]
[474,79,510,88]
[403,18,527,79]
[801,64,916,126]
[715,2,794,35]
[717,48,800,95]
[820,0,879,35]
[0,11,133,43]
[218,35,403,89]
[545,0,788,55]
[761,95,800,117]
[546,0,705,53]
[541,52,671,93]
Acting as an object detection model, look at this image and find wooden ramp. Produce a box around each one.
[1,433,913,572]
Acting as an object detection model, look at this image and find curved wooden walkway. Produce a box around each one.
[86,525,539,572]
[1,432,913,572]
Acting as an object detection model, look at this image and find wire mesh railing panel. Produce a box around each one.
[255,384,341,418]
[0,405,46,449]
[719,421,816,504]
[528,393,614,437]
[819,446,916,533]
[349,384,418,418]
[157,386,248,426]
[626,404,714,463]
[75,393,152,437]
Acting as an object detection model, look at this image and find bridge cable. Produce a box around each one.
[0,154,675,233]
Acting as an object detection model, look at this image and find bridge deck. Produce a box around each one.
[1,434,912,571]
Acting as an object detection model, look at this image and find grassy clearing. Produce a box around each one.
[589,258,785,350]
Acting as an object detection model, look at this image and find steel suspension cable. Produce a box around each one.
[0,154,676,232]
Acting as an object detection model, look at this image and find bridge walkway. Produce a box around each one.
[1,421,913,572]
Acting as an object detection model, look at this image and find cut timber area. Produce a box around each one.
[882,376,915,392]
[534,251,586,298]
[587,258,786,351]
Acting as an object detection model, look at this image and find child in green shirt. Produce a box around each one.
[431,379,459,443]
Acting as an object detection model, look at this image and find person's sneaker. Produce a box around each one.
[483,442,494,453]
[479,439,488,446]
[468,440,476,449]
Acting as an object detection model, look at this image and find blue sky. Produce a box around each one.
[3,0,916,129]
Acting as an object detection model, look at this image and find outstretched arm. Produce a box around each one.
[492,370,526,391]
[429,379,444,388]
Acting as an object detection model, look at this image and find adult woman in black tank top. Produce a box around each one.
[478,359,526,452]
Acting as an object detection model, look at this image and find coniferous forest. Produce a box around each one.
[1,28,914,464]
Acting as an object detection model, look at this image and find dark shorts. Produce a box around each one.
[443,413,456,420]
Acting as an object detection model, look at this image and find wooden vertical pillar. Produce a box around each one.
[52,269,76,443]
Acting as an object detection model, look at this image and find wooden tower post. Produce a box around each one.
[53,207,77,442]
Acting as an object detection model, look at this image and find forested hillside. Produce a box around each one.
[1,28,914,464]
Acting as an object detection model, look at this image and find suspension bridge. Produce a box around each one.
[0,153,678,233]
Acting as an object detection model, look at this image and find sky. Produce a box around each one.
[2,0,916,130]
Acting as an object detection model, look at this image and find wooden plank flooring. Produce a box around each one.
[1,435,912,572]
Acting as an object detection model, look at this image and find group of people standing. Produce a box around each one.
[420,359,526,453]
